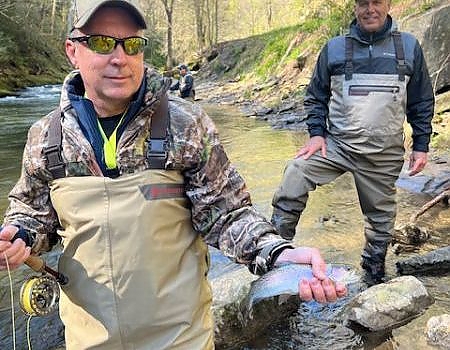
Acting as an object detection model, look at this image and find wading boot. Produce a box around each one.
[361,258,386,286]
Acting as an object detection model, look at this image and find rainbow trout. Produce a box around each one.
[246,263,359,309]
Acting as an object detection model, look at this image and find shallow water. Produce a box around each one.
[0,88,448,349]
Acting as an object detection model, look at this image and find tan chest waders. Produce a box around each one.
[44,96,214,349]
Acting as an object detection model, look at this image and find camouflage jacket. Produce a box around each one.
[3,68,292,274]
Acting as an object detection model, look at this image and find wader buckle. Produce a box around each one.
[147,138,168,160]
[44,144,65,178]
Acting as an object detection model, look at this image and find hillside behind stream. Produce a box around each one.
[192,0,450,162]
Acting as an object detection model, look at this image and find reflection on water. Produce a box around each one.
[0,92,448,350]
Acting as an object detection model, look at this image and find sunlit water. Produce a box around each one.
[0,87,448,349]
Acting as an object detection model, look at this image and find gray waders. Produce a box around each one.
[272,33,409,275]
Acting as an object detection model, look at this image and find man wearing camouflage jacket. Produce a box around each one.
[0,1,345,349]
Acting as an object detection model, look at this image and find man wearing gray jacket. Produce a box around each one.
[271,0,434,285]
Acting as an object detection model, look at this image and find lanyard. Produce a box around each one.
[97,107,129,169]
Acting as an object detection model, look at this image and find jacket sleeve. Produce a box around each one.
[176,104,293,275]
[304,44,331,137]
[3,118,60,253]
[406,40,434,152]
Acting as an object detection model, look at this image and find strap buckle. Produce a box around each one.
[147,138,168,160]
[43,144,65,178]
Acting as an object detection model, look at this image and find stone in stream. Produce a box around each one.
[396,246,450,275]
[345,276,434,332]
[426,314,450,349]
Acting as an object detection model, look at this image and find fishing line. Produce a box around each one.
[26,314,33,350]
[4,252,17,350]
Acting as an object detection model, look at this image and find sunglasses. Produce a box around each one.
[70,35,148,55]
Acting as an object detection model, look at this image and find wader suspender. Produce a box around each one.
[344,31,406,81]
[392,31,406,82]
[44,95,170,178]
[147,94,169,169]
[44,106,65,179]
[344,35,354,81]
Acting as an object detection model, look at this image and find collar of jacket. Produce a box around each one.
[349,15,395,44]
[65,70,147,175]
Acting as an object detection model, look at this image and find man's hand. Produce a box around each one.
[275,247,347,303]
[295,136,327,160]
[0,225,31,270]
[408,151,428,176]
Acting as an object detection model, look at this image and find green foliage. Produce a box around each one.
[253,27,299,78]
[144,34,166,69]
[212,0,357,83]
[324,1,355,38]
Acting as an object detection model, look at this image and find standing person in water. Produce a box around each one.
[170,63,195,101]
[0,1,346,349]
[271,0,434,285]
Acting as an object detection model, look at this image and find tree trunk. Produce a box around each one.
[160,0,175,70]
[194,0,206,51]
[51,0,57,35]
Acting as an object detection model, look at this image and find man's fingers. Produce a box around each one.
[310,277,327,303]
[321,145,327,158]
[299,279,313,301]
[322,278,338,302]
[302,149,314,160]
[0,225,18,241]
[2,239,27,266]
[295,147,307,158]
[335,282,348,297]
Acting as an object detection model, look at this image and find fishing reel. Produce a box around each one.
[19,255,68,317]
[19,274,60,316]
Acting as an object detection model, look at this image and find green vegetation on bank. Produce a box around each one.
[206,1,354,83]
[0,16,69,97]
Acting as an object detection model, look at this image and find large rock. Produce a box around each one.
[345,276,434,331]
[401,3,450,93]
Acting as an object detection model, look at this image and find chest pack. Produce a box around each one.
[44,95,170,179]
[344,31,406,81]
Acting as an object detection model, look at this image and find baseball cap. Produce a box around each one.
[178,64,188,70]
[72,0,147,30]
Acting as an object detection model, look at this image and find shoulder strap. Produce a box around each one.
[392,31,406,81]
[43,95,170,177]
[43,106,66,179]
[148,94,169,169]
[344,35,353,81]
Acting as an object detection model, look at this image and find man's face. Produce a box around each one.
[355,0,391,33]
[65,7,145,112]
[179,67,187,76]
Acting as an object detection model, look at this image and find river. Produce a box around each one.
[0,86,448,349]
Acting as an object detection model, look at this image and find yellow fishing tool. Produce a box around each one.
[19,255,68,317]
